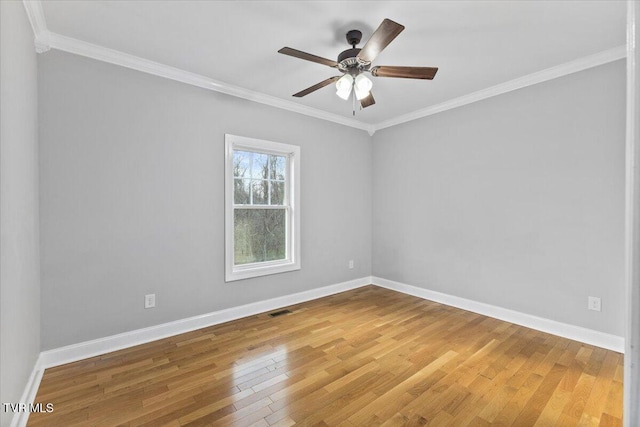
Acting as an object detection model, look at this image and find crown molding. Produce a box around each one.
[22,0,625,136]
[22,0,51,53]
[43,32,373,134]
[373,45,627,133]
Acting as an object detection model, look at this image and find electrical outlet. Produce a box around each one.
[588,296,601,312]
[348,260,354,269]
[145,294,156,309]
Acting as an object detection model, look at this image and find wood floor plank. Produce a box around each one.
[27,285,623,426]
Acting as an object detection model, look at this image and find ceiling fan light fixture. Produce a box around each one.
[354,74,373,100]
[335,74,353,100]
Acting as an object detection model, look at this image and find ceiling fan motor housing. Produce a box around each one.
[338,29,372,73]
[338,48,361,68]
[338,47,372,74]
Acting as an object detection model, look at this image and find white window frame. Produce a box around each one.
[225,134,300,282]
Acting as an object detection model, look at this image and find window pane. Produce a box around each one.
[251,153,269,179]
[270,155,286,180]
[251,180,268,204]
[233,151,251,178]
[270,181,285,205]
[234,209,286,265]
[234,179,250,204]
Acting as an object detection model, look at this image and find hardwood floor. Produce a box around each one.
[28,285,623,426]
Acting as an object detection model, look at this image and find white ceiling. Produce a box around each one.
[37,1,626,127]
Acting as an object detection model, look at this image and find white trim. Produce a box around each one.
[27,273,624,414]
[372,276,625,353]
[624,1,639,425]
[224,134,301,282]
[37,276,625,371]
[9,355,45,427]
[38,277,371,369]
[46,32,625,135]
[22,0,626,135]
[373,45,627,132]
[40,32,373,134]
[40,31,625,136]
[21,1,51,53]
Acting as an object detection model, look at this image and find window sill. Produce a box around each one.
[225,260,301,282]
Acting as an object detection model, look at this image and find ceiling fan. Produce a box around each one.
[278,19,438,114]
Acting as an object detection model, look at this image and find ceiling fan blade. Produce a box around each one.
[360,92,375,108]
[278,47,339,68]
[292,76,341,97]
[357,19,405,64]
[371,66,439,80]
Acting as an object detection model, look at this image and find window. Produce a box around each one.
[225,134,300,281]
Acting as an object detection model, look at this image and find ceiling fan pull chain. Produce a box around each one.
[352,80,356,116]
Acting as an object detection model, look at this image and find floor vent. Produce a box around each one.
[269,309,292,317]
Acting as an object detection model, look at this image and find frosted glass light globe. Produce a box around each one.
[335,74,354,100]
[354,74,373,100]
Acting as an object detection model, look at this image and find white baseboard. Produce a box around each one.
[38,276,372,369]
[9,354,45,427]
[372,276,625,353]
[18,274,623,426]
[13,277,370,426]
[37,274,624,370]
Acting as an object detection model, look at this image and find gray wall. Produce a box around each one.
[0,2,41,426]
[37,41,625,350]
[372,60,626,336]
[38,51,372,350]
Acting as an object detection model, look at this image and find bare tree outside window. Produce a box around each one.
[233,150,287,265]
